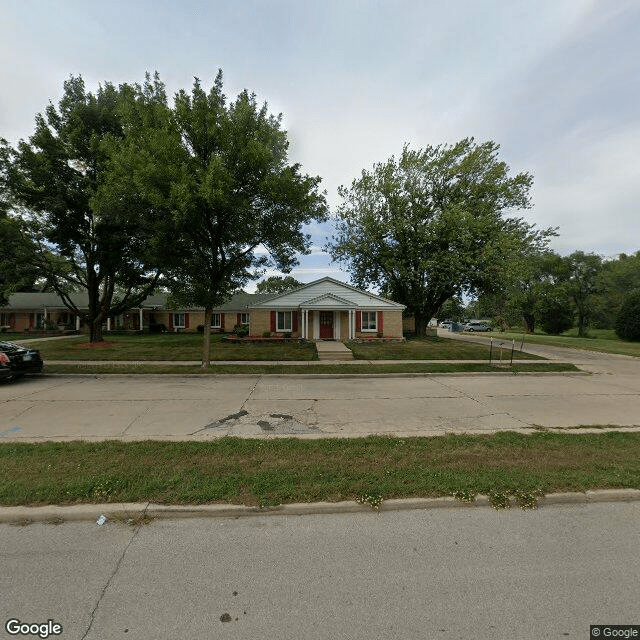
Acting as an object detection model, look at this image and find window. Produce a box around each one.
[173,313,185,328]
[240,313,250,325]
[35,313,45,328]
[361,311,377,331]
[211,313,221,328]
[277,311,292,331]
[0,312,11,327]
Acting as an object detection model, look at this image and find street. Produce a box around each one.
[2,501,639,639]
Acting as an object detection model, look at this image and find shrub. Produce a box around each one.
[262,331,271,338]
[197,325,204,334]
[149,323,166,333]
[233,324,249,337]
[615,289,640,341]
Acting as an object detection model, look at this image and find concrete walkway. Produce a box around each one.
[314,340,353,360]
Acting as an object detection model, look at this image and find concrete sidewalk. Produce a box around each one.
[43,358,546,366]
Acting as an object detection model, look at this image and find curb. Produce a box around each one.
[2,489,639,524]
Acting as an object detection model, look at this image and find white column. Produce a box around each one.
[75,316,80,331]
[304,310,308,339]
[107,317,111,332]
[139,307,143,331]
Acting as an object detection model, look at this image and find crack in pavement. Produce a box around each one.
[429,377,536,429]
[119,403,153,437]
[80,505,149,640]
[240,375,262,412]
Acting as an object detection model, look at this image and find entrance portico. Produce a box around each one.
[300,294,358,340]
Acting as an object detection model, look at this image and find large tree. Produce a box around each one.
[117,71,328,366]
[255,275,302,294]
[1,76,168,341]
[327,139,553,334]
[563,251,603,337]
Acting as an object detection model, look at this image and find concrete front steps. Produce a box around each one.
[315,340,354,361]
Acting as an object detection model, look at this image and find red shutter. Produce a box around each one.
[10,313,16,329]
[237,313,241,325]
[293,311,299,332]
[356,311,361,332]
[185,313,189,329]
[270,311,276,333]
[221,313,225,330]
[378,311,383,334]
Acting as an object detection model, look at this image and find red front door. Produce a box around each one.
[319,311,333,339]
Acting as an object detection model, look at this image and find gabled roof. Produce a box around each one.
[251,277,405,310]
[300,293,356,308]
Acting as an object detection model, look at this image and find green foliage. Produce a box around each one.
[255,275,302,294]
[233,323,249,337]
[327,139,553,334]
[595,252,640,328]
[113,70,327,365]
[1,76,168,341]
[535,285,574,335]
[615,289,640,341]
[563,251,603,337]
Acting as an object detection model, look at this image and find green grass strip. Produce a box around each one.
[44,362,579,375]
[1,431,636,507]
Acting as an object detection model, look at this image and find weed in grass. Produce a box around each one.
[488,491,511,510]
[513,489,544,510]
[356,492,384,511]
[452,490,477,503]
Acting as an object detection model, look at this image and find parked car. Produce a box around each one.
[0,341,44,383]
[463,321,492,332]
[439,321,453,329]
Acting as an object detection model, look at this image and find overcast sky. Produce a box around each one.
[2,0,638,288]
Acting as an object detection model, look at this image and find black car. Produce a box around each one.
[0,341,44,383]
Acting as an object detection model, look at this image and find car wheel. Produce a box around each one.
[468,328,474,332]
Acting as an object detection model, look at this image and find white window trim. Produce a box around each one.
[361,311,378,332]
[277,311,292,332]
[240,313,250,325]
[211,313,221,329]
[173,313,185,328]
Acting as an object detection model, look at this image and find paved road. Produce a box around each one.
[1,337,639,441]
[3,502,639,639]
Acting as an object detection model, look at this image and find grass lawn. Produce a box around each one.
[22,333,317,361]
[43,362,579,375]
[487,328,640,358]
[348,335,542,360]
[1,431,637,507]
[0,332,30,341]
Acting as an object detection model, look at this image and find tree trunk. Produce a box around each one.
[523,313,535,333]
[89,318,103,343]
[414,314,429,336]
[201,308,212,369]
